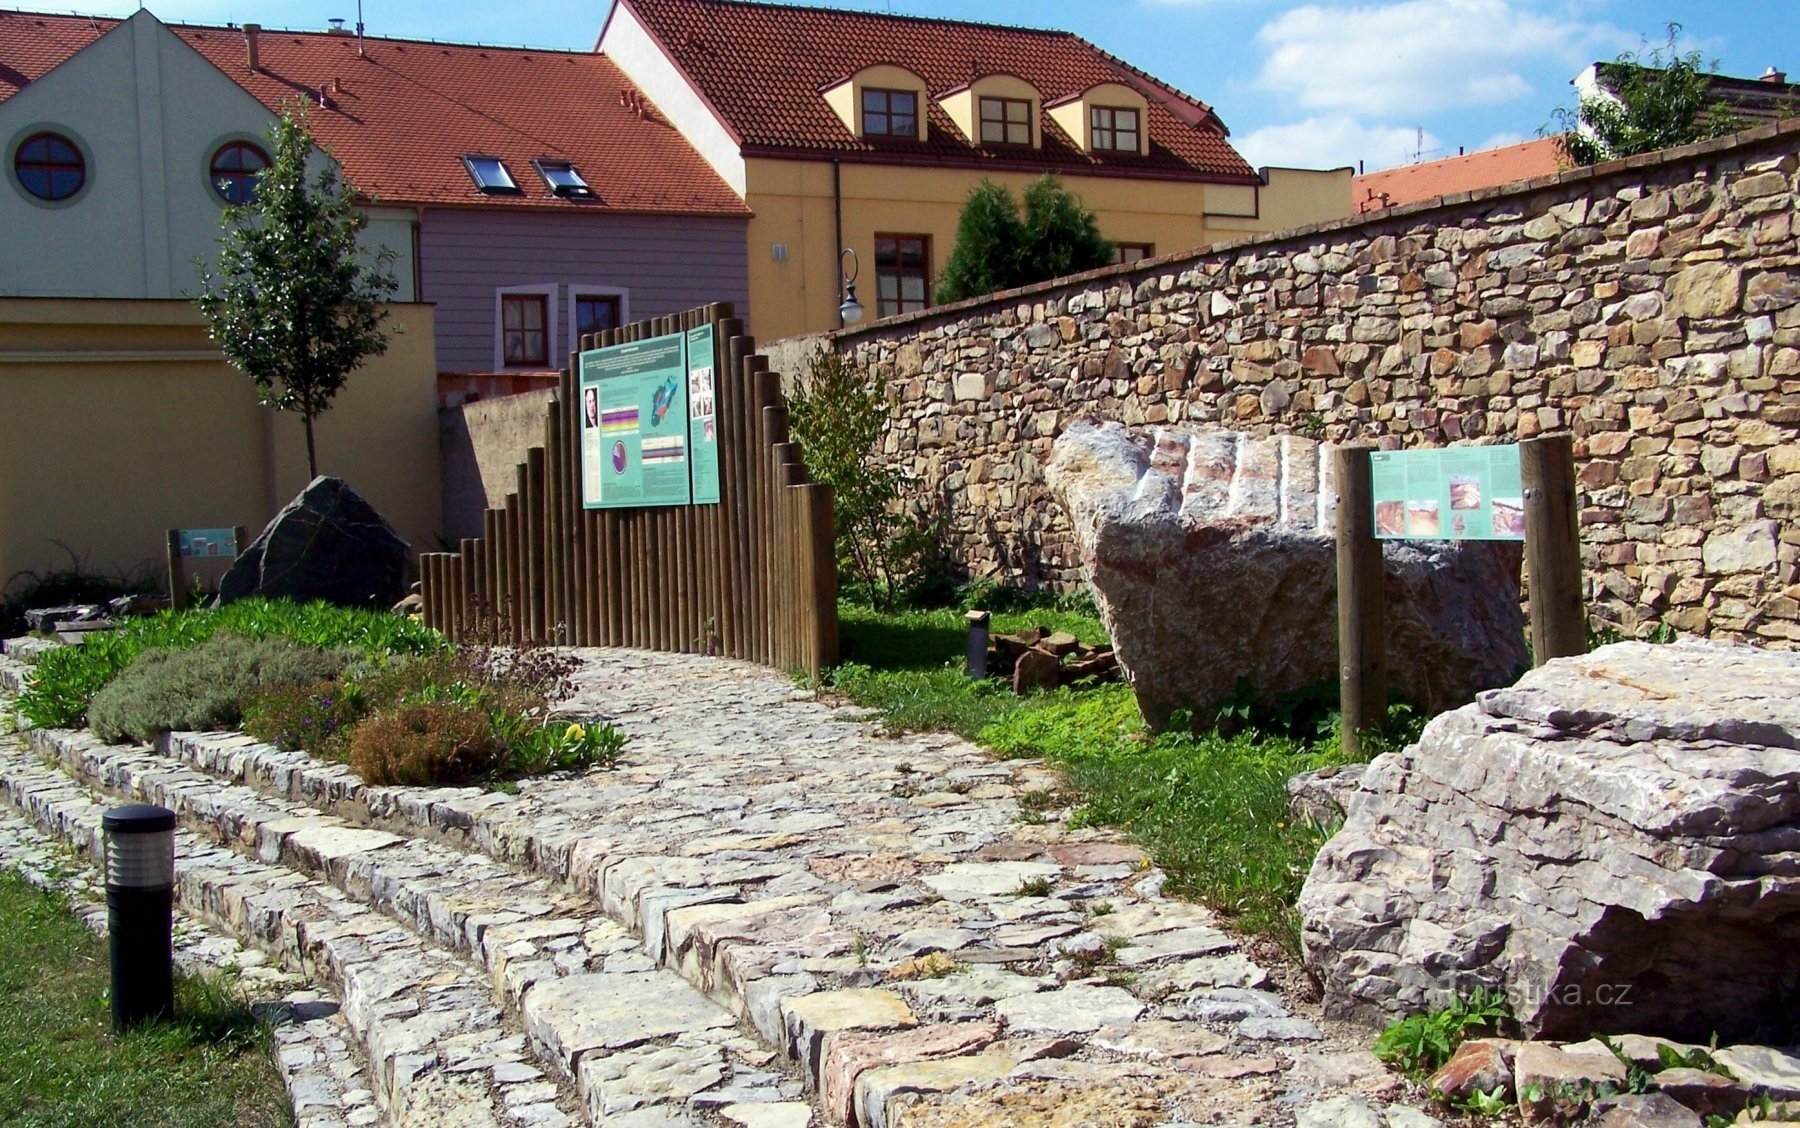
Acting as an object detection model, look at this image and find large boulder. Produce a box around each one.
[1298,640,1800,1043]
[219,477,410,609]
[1044,418,1527,726]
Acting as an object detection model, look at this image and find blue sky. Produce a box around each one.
[17,1,1800,171]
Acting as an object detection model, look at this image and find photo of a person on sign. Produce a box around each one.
[584,388,600,428]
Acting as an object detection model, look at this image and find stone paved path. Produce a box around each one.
[0,643,1440,1127]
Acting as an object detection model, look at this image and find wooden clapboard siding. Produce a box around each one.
[419,209,750,376]
[419,303,839,681]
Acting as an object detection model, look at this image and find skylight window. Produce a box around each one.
[461,155,520,195]
[533,158,593,199]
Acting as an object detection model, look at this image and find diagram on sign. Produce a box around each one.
[1370,444,1524,541]
[580,335,691,508]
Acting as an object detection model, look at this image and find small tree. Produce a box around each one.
[195,105,398,478]
[1551,24,1743,166]
[937,180,1025,304]
[789,349,932,609]
[937,174,1113,304]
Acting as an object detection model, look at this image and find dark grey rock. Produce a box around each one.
[219,477,410,610]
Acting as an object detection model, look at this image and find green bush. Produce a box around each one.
[241,679,367,760]
[1373,988,1511,1079]
[18,598,444,728]
[86,633,350,744]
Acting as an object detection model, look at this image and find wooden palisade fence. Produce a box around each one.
[417,303,839,679]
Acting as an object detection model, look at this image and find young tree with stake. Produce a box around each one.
[195,105,398,478]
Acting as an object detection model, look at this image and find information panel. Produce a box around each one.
[1369,444,1524,540]
[580,334,691,509]
[685,323,721,505]
[177,528,238,558]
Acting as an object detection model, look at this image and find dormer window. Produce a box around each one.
[862,89,917,137]
[979,97,1031,146]
[462,155,520,195]
[1090,106,1140,153]
[534,159,592,198]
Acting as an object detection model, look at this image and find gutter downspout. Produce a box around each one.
[833,157,844,329]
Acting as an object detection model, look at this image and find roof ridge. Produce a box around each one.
[0,7,600,57]
[632,0,1077,41]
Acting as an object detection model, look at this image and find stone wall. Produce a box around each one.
[802,120,1800,647]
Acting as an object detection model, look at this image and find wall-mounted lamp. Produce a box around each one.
[838,246,864,327]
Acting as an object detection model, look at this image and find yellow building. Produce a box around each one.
[600,0,1350,340]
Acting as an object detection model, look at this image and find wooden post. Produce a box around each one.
[166,530,186,611]
[1522,433,1586,665]
[1334,445,1386,760]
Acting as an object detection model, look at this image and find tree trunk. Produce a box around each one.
[303,411,319,479]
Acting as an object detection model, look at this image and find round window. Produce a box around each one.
[14,132,85,202]
[210,141,269,204]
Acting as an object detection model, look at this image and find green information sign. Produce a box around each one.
[580,334,692,509]
[176,528,239,558]
[686,323,721,506]
[1369,444,1524,541]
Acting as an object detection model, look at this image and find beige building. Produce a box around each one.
[0,11,438,583]
[600,0,1351,341]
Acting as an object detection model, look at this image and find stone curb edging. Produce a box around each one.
[0,802,381,1128]
[0,743,586,1128]
[25,725,807,1127]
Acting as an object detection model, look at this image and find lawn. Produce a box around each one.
[0,869,291,1128]
[831,599,1414,952]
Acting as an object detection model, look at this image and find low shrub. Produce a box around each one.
[241,679,367,760]
[348,701,502,786]
[18,599,445,728]
[504,720,627,776]
[86,633,350,744]
[1372,988,1511,1079]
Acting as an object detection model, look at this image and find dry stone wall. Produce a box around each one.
[809,121,1800,647]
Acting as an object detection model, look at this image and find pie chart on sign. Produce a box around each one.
[611,441,628,474]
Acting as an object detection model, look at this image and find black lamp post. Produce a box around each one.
[103,804,176,1031]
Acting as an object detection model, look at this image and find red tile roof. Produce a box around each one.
[615,0,1261,183]
[1352,137,1565,212]
[0,9,749,215]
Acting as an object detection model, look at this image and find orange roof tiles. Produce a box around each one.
[0,9,749,216]
[1352,137,1565,212]
[617,0,1261,182]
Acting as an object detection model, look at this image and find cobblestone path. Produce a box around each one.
[0,644,1437,1127]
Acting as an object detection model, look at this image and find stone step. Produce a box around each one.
[25,726,810,1127]
[0,804,380,1128]
[0,650,34,695]
[0,742,588,1128]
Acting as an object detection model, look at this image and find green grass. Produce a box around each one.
[0,869,291,1127]
[829,598,1415,952]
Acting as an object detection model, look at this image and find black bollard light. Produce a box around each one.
[103,804,176,1032]
[965,609,991,680]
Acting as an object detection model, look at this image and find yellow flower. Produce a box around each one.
[565,723,585,741]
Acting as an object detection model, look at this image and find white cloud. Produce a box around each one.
[1233,114,1437,172]
[1254,0,1610,117]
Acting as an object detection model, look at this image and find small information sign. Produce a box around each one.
[580,333,692,509]
[1369,444,1524,540]
[685,322,721,505]
[176,528,240,559]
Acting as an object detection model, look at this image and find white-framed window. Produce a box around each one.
[569,289,629,352]
[493,284,558,369]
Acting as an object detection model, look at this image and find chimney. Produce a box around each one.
[1761,66,1787,84]
[243,22,260,71]
[328,17,347,34]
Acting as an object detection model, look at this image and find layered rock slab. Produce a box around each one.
[1045,418,1527,726]
[1299,640,1800,1041]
